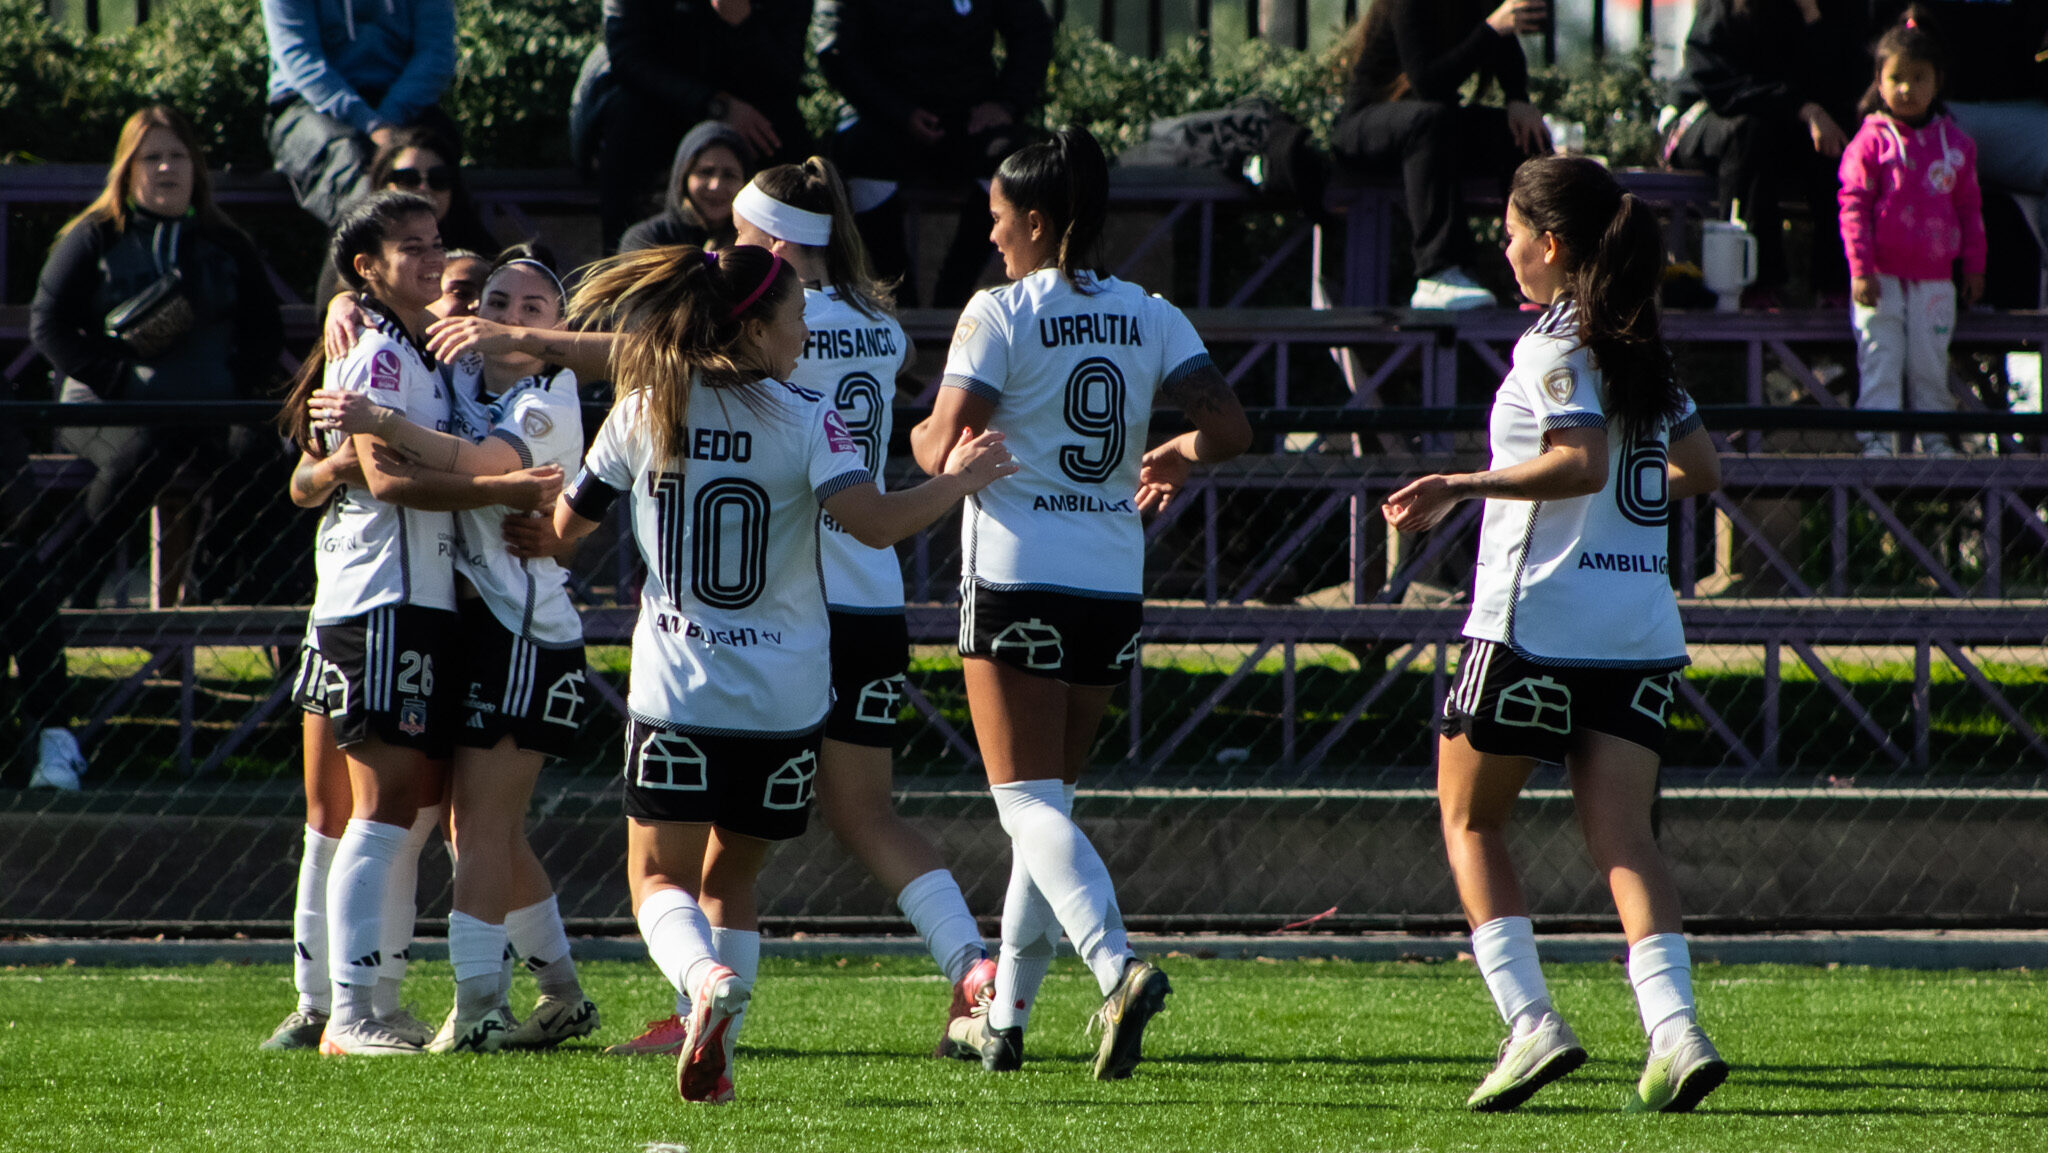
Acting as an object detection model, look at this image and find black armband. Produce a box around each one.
[564,470,621,521]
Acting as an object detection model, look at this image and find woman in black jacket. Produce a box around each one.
[1331,0,1553,310]
[30,104,292,607]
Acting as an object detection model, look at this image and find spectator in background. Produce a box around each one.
[1669,0,1868,307]
[1330,0,1552,311]
[30,105,294,609]
[262,0,460,227]
[592,0,813,251]
[817,0,1052,308]
[619,121,753,253]
[0,422,85,790]
[1871,0,2048,307]
[314,126,497,304]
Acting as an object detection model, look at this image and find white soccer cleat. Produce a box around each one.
[1410,268,1499,311]
[677,965,749,1104]
[318,1017,427,1056]
[427,1004,518,1054]
[28,728,86,791]
[1625,1023,1729,1113]
[503,994,600,1049]
[1467,1013,1588,1112]
[259,1008,329,1051]
[383,1006,436,1048]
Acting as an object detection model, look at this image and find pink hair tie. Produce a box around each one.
[703,249,720,267]
[727,253,785,319]
[1905,15,1917,29]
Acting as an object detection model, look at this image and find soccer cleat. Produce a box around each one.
[427,1005,518,1054]
[1409,268,1498,311]
[603,1013,689,1056]
[934,955,998,1058]
[503,994,601,1049]
[259,1008,329,1051]
[677,965,749,1104]
[383,1006,436,1048]
[1625,1023,1728,1113]
[28,728,86,791]
[1467,1014,1588,1113]
[944,1009,1024,1072]
[1089,958,1171,1081]
[317,1017,427,1056]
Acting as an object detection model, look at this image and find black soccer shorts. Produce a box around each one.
[958,581,1141,687]
[1441,638,1685,762]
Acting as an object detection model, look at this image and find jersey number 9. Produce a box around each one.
[1058,357,1128,484]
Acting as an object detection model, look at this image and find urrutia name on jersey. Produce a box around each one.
[804,327,899,360]
[1038,313,1143,348]
[1576,551,1670,574]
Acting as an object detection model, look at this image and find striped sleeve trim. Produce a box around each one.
[941,374,1002,403]
[1161,352,1215,389]
[1541,412,1607,432]
[1670,411,1703,440]
[814,468,873,504]
[489,428,533,468]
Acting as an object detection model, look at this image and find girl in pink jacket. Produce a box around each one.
[1837,10,1984,457]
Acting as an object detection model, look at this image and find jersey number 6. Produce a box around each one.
[1058,356,1128,484]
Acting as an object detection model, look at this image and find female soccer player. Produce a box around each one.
[1382,156,1727,1113]
[552,243,1014,1102]
[276,191,559,1056]
[310,249,599,1052]
[911,125,1251,1080]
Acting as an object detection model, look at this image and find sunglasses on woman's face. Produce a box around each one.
[387,165,452,192]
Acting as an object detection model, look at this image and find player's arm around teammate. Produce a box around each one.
[909,126,1249,1081]
[548,244,1012,1102]
[1384,156,1727,1115]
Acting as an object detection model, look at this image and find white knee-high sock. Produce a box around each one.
[1471,916,1554,1038]
[636,887,720,998]
[990,779,1132,996]
[373,803,441,1017]
[506,895,583,1000]
[989,786,1070,1032]
[896,869,985,983]
[1628,933,1698,1053]
[326,819,408,1025]
[449,910,509,1016]
[292,826,340,1015]
[712,926,761,1039]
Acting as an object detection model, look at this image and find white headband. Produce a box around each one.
[734,183,831,248]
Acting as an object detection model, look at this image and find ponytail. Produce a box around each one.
[567,243,799,463]
[1509,156,1683,445]
[993,125,1109,290]
[746,157,897,319]
[1858,4,1948,118]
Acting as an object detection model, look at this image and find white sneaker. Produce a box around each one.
[29,729,85,791]
[1625,1022,1729,1112]
[1919,434,1961,457]
[1859,435,1896,459]
[1467,1013,1588,1112]
[1410,268,1498,311]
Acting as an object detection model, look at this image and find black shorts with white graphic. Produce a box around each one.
[959,581,1141,687]
[621,718,822,841]
[826,610,910,749]
[448,598,590,758]
[1441,639,1684,762]
[299,604,457,755]
[290,641,337,717]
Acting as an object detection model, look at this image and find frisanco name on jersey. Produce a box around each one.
[651,610,785,648]
[1038,313,1143,348]
[1575,551,1669,574]
[803,326,900,360]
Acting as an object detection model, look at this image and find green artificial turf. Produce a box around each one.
[2,956,2042,1152]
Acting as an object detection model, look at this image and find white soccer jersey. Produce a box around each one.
[789,286,907,611]
[941,269,1213,597]
[446,358,586,647]
[573,381,872,736]
[310,315,457,624]
[1463,300,1703,667]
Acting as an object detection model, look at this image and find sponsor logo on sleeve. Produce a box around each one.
[823,410,859,455]
[370,349,402,392]
[1542,365,1575,404]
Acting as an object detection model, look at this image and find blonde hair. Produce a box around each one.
[568,244,799,463]
[61,105,227,237]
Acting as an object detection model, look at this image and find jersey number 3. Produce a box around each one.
[1058,357,1128,484]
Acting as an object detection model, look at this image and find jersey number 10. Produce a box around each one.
[651,472,772,610]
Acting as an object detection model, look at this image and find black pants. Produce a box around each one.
[266,98,463,228]
[1669,109,1848,293]
[1331,101,1528,280]
[832,110,1031,308]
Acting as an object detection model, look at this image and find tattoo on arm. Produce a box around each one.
[1462,472,1530,499]
[1160,366,1234,422]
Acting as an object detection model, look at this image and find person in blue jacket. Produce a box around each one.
[262,0,460,226]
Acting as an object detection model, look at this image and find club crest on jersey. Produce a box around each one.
[523,409,554,439]
[370,349,402,391]
[1542,365,1575,404]
[397,699,428,737]
[951,317,979,348]
[824,409,859,454]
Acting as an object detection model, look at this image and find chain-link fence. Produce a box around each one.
[2,344,2045,935]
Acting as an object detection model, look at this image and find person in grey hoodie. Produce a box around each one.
[262,0,459,226]
[618,121,755,255]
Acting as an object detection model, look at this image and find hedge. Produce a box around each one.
[1,0,1664,171]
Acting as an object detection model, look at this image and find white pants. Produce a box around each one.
[1853,275,1957,427]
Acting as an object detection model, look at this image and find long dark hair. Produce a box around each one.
[567,244,800,464]
[749,157,896,319]
[993,125,1108,289]
[276,191,440,448]
[1857,5,1948,118]
[1509,156,1683,444]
